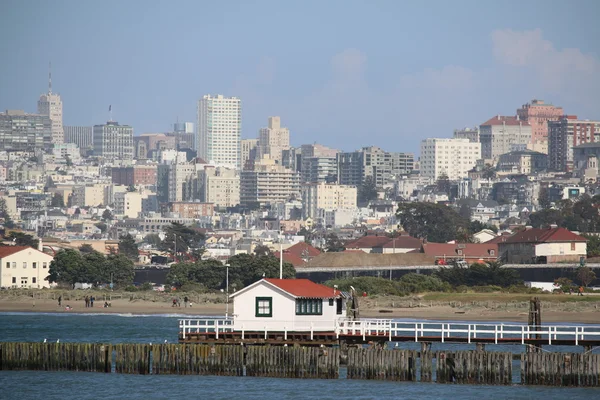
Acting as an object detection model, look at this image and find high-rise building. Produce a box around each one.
[337,146,414,187]
[301,157,337,183]
[173,121,195,150]
[453,127,479,143]
[111,165,158,186]
[197,94,241,169]
[282,147,302,172]
[92,121,134,161]
[517,99,563,152]
[420,138,481,181]
[241,138,259,170]
[64,126,93,154]
[240,158,300,206]
[37,70,63,144]
[548,115,600,171]
[479,116,532,161]
[258,116,290,164]
[0,110,51,152]
[198,166,240,208]
[301,183,357,220]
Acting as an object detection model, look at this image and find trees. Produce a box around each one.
[78,244,95,253]
[581,234,600,258]
[0,198,15,229]
[481,164,496,180]
[104,254,135,286]
[397,202,468,243]
[159,222,205,259]
[47,249,85,286]
[576,266,596,287]
[6,232,39,248]
[436,173,451,194]
[357,176,378,206]
[325,233,345,252]
[95,222,107,234]
[101,209,113,221]
[144,233,162,247]
[253,245,272,257]
[434,262,521,288]
[538,187,550,209]
[119,234,139,261]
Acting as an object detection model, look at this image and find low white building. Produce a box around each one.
[0,246,54,289]
[230,278,346,332]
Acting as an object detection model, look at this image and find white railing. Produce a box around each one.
[335,321,600,344]
[180,318,600,345]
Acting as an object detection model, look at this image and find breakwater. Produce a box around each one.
[2,342,600,386]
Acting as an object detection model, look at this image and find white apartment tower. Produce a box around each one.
[37,67,64,144]
[197,94,241,169]
[93,121,134,162]
[258,116,290,164]
[420,138,481,181]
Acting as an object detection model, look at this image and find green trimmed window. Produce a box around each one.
[255,297,272,317]
[296,299,323,315]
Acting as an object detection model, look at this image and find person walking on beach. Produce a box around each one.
[579,286,584,296]
[90,296,94,308]
[184,296,189,308]
[172,298,177,307]
[58,295,62,307]
[85,296,89,308]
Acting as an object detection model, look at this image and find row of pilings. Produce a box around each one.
[2,342,600,386]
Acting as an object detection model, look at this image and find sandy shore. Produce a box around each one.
[2,296,600,323]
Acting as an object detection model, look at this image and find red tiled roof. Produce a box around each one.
[286,242,321,258]
[484,232,513,244]
[346,235,421,249]
[0,246,34,258]
[480,115,530,127]
[422,243,498,259]
[273,251,306,267]
[264,278,340,298]
[501,227,586,244]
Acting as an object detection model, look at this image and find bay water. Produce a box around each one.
[1,312,599,399]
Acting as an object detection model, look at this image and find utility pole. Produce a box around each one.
[225,264,230,318]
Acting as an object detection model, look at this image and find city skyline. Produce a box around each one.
[1,0,599,154]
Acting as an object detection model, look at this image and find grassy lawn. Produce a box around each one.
[421,292,600,303]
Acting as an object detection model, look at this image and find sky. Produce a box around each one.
[1,0,599,154]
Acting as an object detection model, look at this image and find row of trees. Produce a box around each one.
[47,249,135,288]
[528,194,600,232]
[166,253,295,290]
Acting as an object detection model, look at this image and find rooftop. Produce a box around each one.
[264,278,340,298]
[481,116,530,127]
[501,227,587,244]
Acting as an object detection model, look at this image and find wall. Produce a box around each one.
[0,249,53,288]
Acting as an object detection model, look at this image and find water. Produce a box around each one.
[1,313,599,399]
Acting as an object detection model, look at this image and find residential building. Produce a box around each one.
[0,110,51,151]
[496,150,548,175]
[337,146,414,186]
[491,176,539,206]
[240,158,300,207]
[479,116,532,161]
[345,234,422,254]
[114,191,144,218]
[37,74,64,144]
[0,246,54,289]
[453,127,479,143]
[282,147,302,172]
[516,99,563,151]
[173,121,195,150]
[573,142,600,181]
[111,165,158,186]
[258,116,290,164]
[548,115,600,172]
[422,243,499,264]
[498,227,587,264]
[301,157,337,183]
[52,143,81,163]
[71,184,108,207]
[197,94,241,169]
[166,202,214,218]
[64,126,93,155]
[301,183,357,220]
[420,138,481,180]
[241,138,259,171]
[93,121,134,161]
[198,166,240,208]
[167,160,205,202]
[455,199,499,223]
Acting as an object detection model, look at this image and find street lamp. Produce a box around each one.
[225,263,230,319]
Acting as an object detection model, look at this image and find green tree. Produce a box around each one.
[436,173,451,194]
[397,202,468,243]
[103,253,135,287]
[458,203,472,220]
[95,222,107,233]
[576,266,596,287]
[102,209,113,221]
[65,156,73,167]
[51,193,65,208]
[78,244,95,253]
[298,227,314,244]
[0,198,15,229]
[481,164,496,180]
[119,233,139,261]
[357,176,378,206]
[325,233,345,252]
[582,234,600,257]
[538,187,551,209]
[46,249,85,286]
[160,222,205,260]
[6,232,39,248]
[253,244,272,257]
[227,253,295,288]
[144,233,162,247]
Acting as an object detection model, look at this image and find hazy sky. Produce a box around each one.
[1,0,599,154]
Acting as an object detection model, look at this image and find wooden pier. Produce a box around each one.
[3,342,600,386]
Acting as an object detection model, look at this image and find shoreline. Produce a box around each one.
[1,298,600,324]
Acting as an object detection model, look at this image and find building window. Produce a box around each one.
[571,243,576,251]
[490,250,495,256]
[43,262,47,269]
[5,262,9,269]
[33,262,37,269]
[12,277,16,284]
[32,277,37,284]
[255,297,272,317]
[329,298,334,306]
[296,299,323,315]
[23,262,27,269]
[12,262,16,268]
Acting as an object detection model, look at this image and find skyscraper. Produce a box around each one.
[64,126,93,154]
[197,94,241,169]
[258,116,290,164]
[517,99,563,153]
[93,121,134,162]
[0,110,51,151]
[37,66,64,144]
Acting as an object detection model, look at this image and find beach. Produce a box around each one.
[2,291,600,323]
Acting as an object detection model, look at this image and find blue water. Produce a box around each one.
[1,313,600,399]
